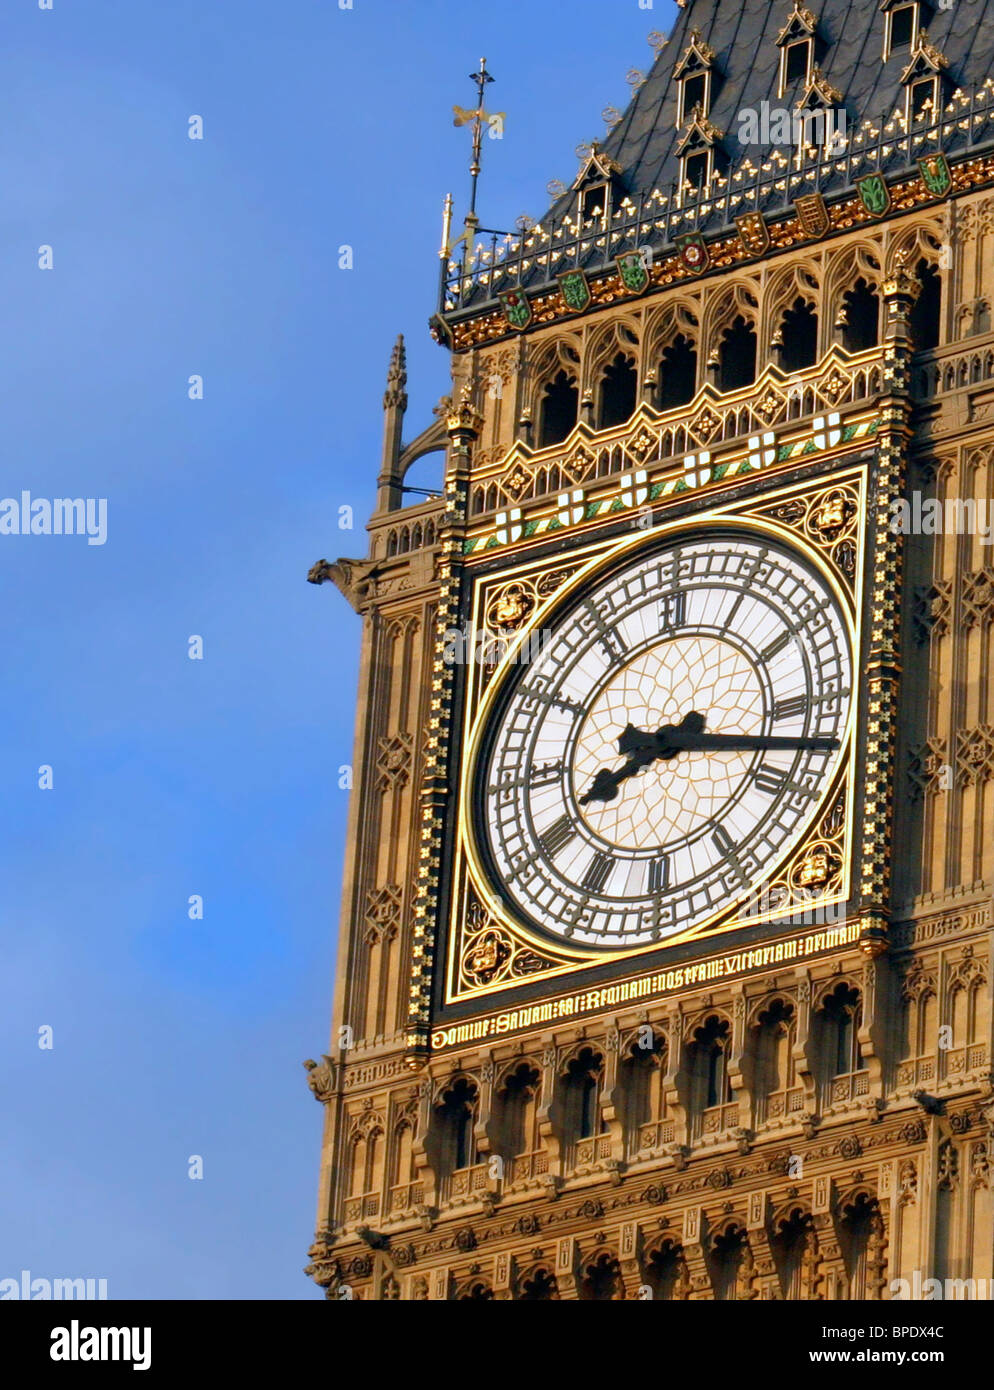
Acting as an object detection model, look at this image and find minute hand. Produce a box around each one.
[658,732,839,752]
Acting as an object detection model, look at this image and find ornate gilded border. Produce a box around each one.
[441,463,868,1008]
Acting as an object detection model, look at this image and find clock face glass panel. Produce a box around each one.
[473,531,852,950]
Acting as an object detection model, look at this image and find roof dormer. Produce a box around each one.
[794,68,846,161]
[900,31,950,125]
[776,2,821,98]
[571,143,625,226]
[674,29,719,123]
[881,0,934,61]
[675,112,726,205]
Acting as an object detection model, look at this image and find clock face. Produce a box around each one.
[471,529,853,951]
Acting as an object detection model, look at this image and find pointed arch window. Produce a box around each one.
[689,1014,735,1138]
[819,984,867,1107]
[659,333,698,409]
[753,999,801,1125]
[620,1034,669,1157]
[838,1192,884,1298]
[909,258,941,351]
[597,352,638,430]
[776,298,819,371]
[558,1047,606,1167]
[837,278,880,351]
[539,369,578,448]
[772,1206,817,1299]
[519,1267,560,1301]
[717,316,757,391]
[493,1062,544,1183]
[645,1241,690,1301]
[709,1225,749,1300]
[431,1077,480,1194]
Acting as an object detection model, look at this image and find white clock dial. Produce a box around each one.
[473,530,853,950]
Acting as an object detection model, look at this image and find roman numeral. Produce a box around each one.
[659,592,686,629]
[528,759,563,788]
[539,815,575,859]
[712,828,749,887]
[755,764,788,795]
[761,631,793,663]
[581,851,613,893]
[773,694,808,721]
[648,856,670,893]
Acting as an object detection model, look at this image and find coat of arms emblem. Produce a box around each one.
[616,250,651,294]
[795,193,829,239]
[557,269,592,314]
[675,232,710,273]
[917,153,952,199]
[857,173,890,218]
[734,212,769,258]
[498,289,532,331]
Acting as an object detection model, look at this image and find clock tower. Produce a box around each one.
[306,1,994,1300]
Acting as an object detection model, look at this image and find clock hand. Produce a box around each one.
[578,711,840,805]
[578,712,704,805]
[658,732,841,752]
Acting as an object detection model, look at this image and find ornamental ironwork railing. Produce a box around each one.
[442,83,994,314]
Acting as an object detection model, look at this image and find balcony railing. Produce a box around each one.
[505,1148,550,1186]
[443,85,994,314]
[342,1190,381,1225]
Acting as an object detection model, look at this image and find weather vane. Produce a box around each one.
[442,59,508,287]
[452,58,505,216]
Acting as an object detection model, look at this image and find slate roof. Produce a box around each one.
[598,0,994,200]
[445,0,994,311]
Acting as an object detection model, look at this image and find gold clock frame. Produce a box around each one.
[444,464,867,1007]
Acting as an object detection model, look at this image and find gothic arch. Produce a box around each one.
[747,990,796,1031]
[526,333,583,432]
[812,974,863,1011]
[454,1276,495,1301]
[577,1247,623,1300]
[824,242,881,324]
[683,1006,733,1042]
[886,220,943,276]
[516,1262,560,1300]
[494,1055,544,1092]
[644,295,701,362]
[701,277,760,354]
[763,260,820,356]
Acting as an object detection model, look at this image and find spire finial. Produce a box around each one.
[452,58,501,217]
[383,335,407,411]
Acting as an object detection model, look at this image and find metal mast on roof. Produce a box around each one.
[438,59,509,308]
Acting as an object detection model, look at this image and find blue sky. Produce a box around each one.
[0,0,676,1298]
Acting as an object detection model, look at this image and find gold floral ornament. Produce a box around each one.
[502,464,531,499]
[808,488,854,540]
[464,929,512,984]
[792,842,842,893]
[485,580,537,631]
[458,892,559,992]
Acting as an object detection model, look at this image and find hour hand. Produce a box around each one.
[577,756,644,806]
